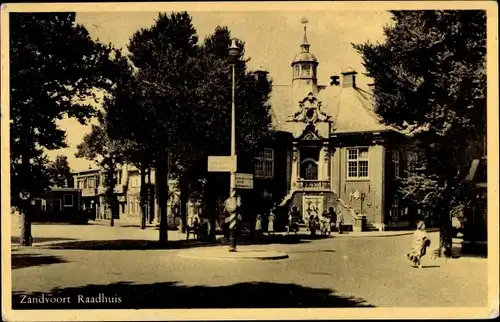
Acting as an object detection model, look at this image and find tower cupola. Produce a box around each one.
[291,17,319,96]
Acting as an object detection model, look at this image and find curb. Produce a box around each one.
[332,231,414,238]
[177,248,289,261]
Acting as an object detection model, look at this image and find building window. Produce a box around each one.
[88,178,95,188]
[302,160,318,180]
[63,194,74,207]
[392,151,400,178]
[255,148,274,178]
[130,175,140,188]
[303,65,311,76]
[347,147,369,178]
[392,196,400,218]
[294,65,300,77]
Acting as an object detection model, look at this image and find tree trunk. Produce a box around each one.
[439,209,453,258]
[147,168,154,224]
[178,175,189,233]
[19,151,33,246]
[158,150,169,245]
[105,165,117,227]
[140,165,147,230]
[19,202,32,246]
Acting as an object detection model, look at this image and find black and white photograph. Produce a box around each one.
[1,1,498,321]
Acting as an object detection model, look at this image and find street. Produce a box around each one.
[11,220,488,308]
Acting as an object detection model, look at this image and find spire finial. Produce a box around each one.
[301,16,309,45]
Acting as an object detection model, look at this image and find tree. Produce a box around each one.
[10,13,117,246]
[353,10,486,256]
[47,155,73,188]
[169,26,274,237]
[126,12,201,244]
[104,56,156,230]
[75,115,125,227]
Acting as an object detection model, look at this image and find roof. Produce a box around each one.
[49,187,81,192]
[73,168,101,175]
[269,83,399,136]
[292,52,318,64]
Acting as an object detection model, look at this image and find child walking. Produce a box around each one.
[407,221,431,268]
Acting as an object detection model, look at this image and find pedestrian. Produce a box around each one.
[267,210,275,236]
[337,208,344,234]
[201,217,211,241]
[309,214,316,236]
[255,214,263,242]
[322,216,331,236]
[407,220,430,268]
[287,208,294,235]
[328,207,337,231]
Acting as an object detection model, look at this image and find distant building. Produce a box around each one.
[72,165,195,227]
[32,187,84,223]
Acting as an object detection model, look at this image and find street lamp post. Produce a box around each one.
[227,39,241,252]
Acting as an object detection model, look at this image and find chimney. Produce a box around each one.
[341,68,357,88]
[330,75,340,86]
[251,68,269,83]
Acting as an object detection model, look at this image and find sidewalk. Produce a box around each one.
[274,230,415,238]
[10,218,187,249]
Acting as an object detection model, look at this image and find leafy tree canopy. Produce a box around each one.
[353,10,486,206]
[10,13,120,206]
[47,155,74,188]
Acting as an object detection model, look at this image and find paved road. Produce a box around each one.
[10,222,488,309]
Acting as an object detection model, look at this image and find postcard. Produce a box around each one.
[1,1,498,321]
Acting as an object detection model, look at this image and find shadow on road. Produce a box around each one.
[12,281,374,309]
[43,235,316,251]
[11,236,77,245]
[11,253,70,270]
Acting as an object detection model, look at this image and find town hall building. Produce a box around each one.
[253,20,410,231]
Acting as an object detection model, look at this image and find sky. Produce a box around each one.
[47,10,393,171]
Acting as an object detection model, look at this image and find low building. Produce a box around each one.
[32,187,85,223]
[73,165,191,228]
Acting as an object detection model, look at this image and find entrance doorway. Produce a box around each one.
[299,147,320,180]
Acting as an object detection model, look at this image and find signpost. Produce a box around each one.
[207,156,237,173]
[235,173,254,189]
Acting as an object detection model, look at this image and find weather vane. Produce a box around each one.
[301,17,309,44]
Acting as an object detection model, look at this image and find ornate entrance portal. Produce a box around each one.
[302,195,323,222]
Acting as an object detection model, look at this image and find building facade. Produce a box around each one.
[73,165,194,228]
[251,21,410,231]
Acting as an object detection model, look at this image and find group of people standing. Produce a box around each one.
[253,211,276,241]
[252,204,345,238]
[306,206,344,236]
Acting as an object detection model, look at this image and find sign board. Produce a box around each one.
[235,173,254,189]
[208,156,237,172]
[19,190,30,200]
